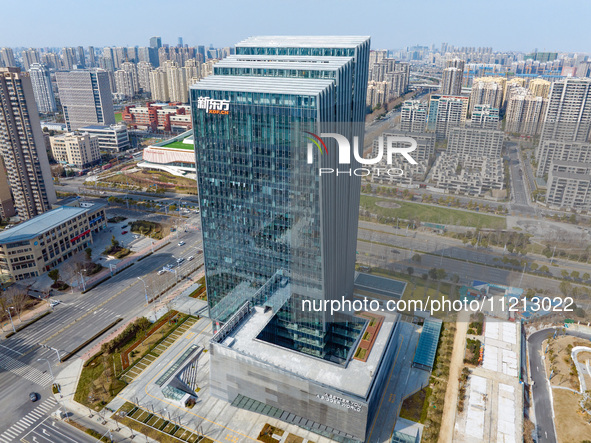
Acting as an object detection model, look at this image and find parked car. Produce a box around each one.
[122,231,128,235]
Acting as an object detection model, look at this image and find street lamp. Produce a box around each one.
[79,270,87,291]
[137,277,149,305]
[6,307,15,333]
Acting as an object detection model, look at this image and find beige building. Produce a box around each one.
[0,201,107,281]
[0,157,15,219]
[49,132,100,169]
[505,87,548,135]
[469,77,506,114]
[0,67,56,220]
[366,81,387,108]
[528,78,551,98]
[149,68,169,102]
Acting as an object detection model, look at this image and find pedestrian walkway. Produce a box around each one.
[0,397,58,442]
[0,352,53,386]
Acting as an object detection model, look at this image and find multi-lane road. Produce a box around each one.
[0,212,204,436]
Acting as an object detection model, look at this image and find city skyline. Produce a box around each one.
[1,0,590,53]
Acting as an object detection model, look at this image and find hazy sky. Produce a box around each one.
[2,0,589,53]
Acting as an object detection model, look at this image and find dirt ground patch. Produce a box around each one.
[544,336,591,390]
[552,389,591,442]
[375,201,401,209]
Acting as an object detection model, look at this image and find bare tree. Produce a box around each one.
[6,287,28,321]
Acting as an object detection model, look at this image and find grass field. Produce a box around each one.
[162,140,194,150]
[114,112,123,122]
[360,195,506,229]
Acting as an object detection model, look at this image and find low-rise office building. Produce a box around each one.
[0,201,107,281]
[49,132,101,169]
[78,124,130,152]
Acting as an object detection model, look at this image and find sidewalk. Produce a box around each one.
[54,358,159,442]
[0,300,50,339]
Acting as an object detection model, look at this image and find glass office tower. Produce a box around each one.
[191,37,370,362]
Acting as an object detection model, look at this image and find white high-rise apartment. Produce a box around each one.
[149,68,169,101]
[505,87,547,135]
[164,61,189,103]
[56,69,115,131]
[400,100,428,132]
[49,132,100,168]
[0,68,56,219]
[121,61,139,95]
[29,63,57,113]
[137,61,153,94]
[61,47,77,70]
[114,69,135,99]
[21,49,40,71]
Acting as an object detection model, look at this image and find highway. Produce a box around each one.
[0,213,203,433]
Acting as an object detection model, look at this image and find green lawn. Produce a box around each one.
[114,112,123,122]
[360,195,506,229]
[162,140,194,150]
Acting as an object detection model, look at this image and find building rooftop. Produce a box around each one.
[216,287,399,399]
[0,204,103,243]
[79,124,125,131]
[236,36,370,48]
[215,55,352,71]
[191,75,334,95]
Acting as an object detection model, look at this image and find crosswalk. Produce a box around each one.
[0,397,58,442]
[0,352,53,386]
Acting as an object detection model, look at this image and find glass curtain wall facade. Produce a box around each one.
[191,37,370,363]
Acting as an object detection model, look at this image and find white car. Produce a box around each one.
[178,241,185,246]
[49,300,61,307]
[188,256,194,261]
[157,269,166,275]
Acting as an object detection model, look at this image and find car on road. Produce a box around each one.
[29,392,38,402]
[188,256,194,261]
[178,241,185,246]
[177,258,185,264]
[133,235,140,239]
[121,225,128,229]
[122,231,128,235]
[49,300,61,307]
[157,269,166,275]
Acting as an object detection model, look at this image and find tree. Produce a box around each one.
[412,254,422,263]
[428,268,438,280]
[583,273,590,281]
[530,263,538,271]
[407,267,414,277]
[451,274,460,283]
[561,269,569,278]
[48,269,60,283]
[436,268,447,280]
[111,235,119,248]
[559,281,572,297]
[571,271,580,279]
[539,265,549,273]
[85,247,92,261]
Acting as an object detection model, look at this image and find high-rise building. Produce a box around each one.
[0,68,56,219]
[49,131,100,168]
[528,78,551,98]
[505,87,547,135]
[137,61,153,93]
[400,99,428,132]
[41,52,60,71]
[88,46,96,67]
[441,58,464,95]
[149,36,162,49]
[29,63,57,113]
[546,160,591,210]
[0,157,16,219]
[21,48,40,71]
[193,37,402,443]
[56,69,115,131]
[114,69,135,99]
[470,104,500,130]
[77,46,86,68]
[121,61,139,95]
[0,48,16,67]
[61,47,77,70]
[163,61,189,103]
[427,94,469,139]
[149,68,169,101]
[137,47,150,63]
[469,77,506,114]
[447,126,505,158]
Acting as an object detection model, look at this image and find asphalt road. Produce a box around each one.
[20,416,98,443]
[528,328,591,443]
[0,216,203,432]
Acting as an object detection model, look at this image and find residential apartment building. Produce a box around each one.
[21,49,40,71]
[447,126,505,158]
[137,61,153,93]
[536,140,591,176]
[441,58,465,95]
[49,132,100,168]
[78,124,130,152]
[114,69,135,99]
[56,69,115,131]
[366,80,387,108]
[426,94,469,140]
[528,78,551,98]
[0,202,107,281]
[368,58,409,102]
[0,67,56,220]
[29,63,57,113]
[469,77,506,114]
[546,160,591,211]
[0,158,16,219]
[0,48,16,68]
[470,104,500,130]
[400,100,428,132]
[505,87,547,135]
